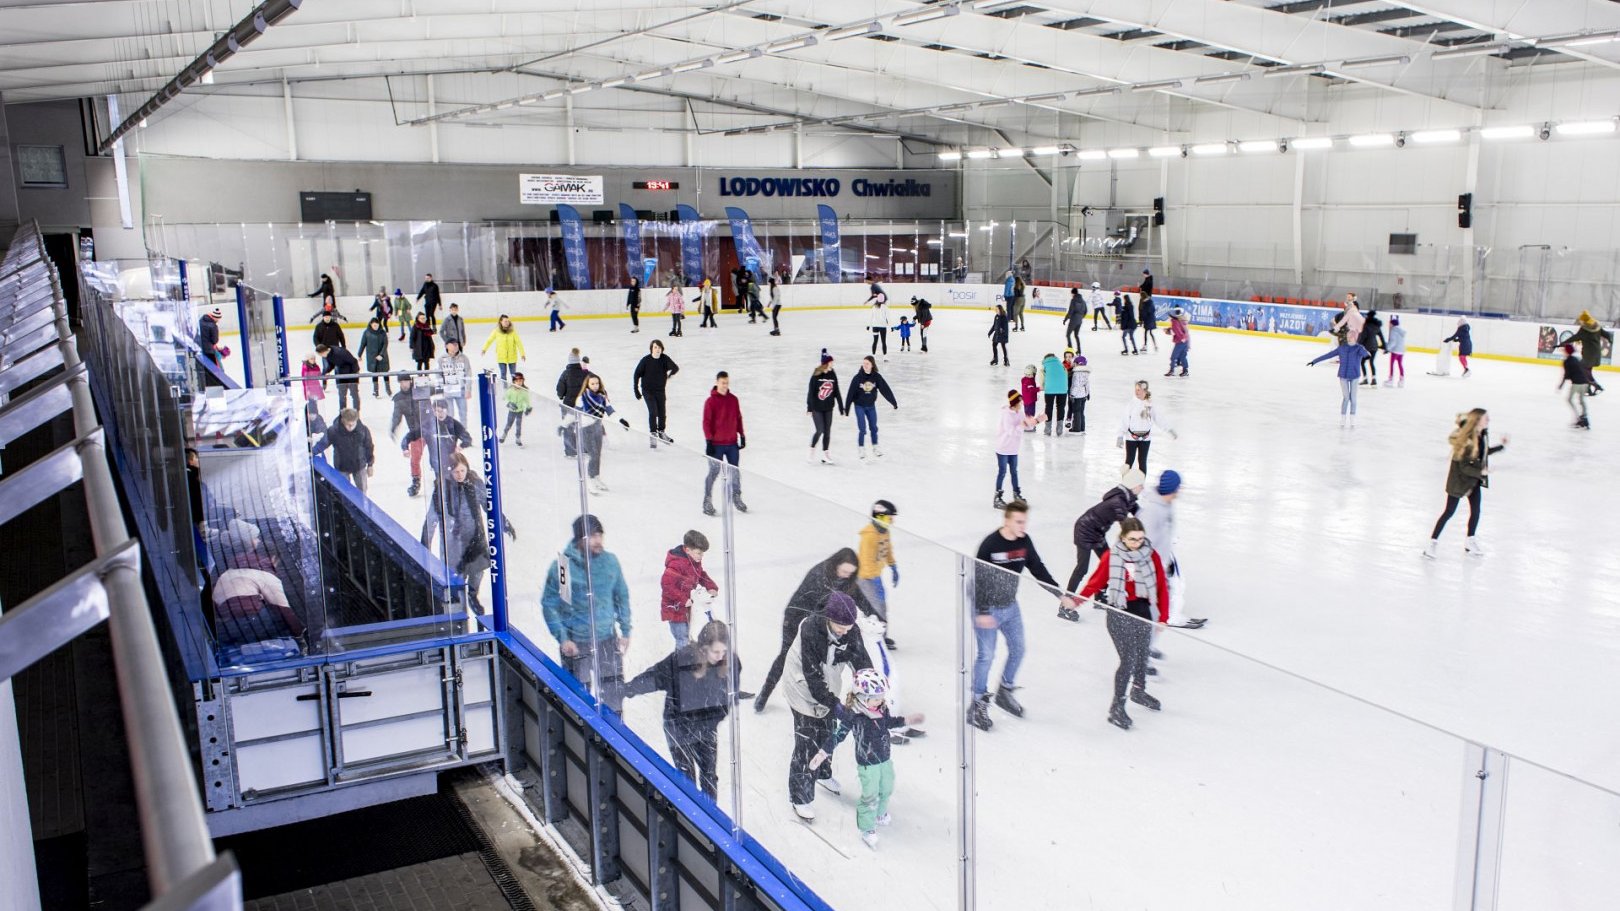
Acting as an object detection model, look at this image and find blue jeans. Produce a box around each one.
[498,362,517,382]
[972,603,1026,695]
[1170,342,1189,371]
[668,620,690,644]
[995,454,1020,495]
[550,310,564,331]
[703,443,741,500]
[854,404,879,446]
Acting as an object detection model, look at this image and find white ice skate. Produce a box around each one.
[820,451,835,465]
[872,445,883,457]
[876,812,892,827]
[793,803,816,821]
[1465,537,1486,556]
[1422,540,1438,560]
[858,446,867,460]
[807,447,817,463]
[861,830,880,850]
[817,777,842,795]
[589,478,610,494]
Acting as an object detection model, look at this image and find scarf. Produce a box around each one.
[1107,540,1158,614]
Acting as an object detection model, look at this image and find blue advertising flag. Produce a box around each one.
[724,206,770,278]
[816,204,842,284]
[676,204,705,284]
[556,204,594,290]
[618,203,642,279]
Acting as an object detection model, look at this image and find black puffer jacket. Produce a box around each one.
[1073,485,1139,550]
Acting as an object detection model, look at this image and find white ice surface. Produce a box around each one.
[304,307,1620,910]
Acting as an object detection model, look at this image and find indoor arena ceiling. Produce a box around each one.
[3,0,1619,147]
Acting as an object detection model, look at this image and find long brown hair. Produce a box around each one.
[1449,408,1487,460]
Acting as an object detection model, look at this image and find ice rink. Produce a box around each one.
[296,304,1619,910]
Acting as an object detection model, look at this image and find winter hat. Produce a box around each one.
[394,288,402,295]
[1075,355,1088,366]
[1562,343,1575,355]
[567,349,581,365]
[820,348,834,365]
[1092,281,1101,289]
[1157,470,1182,496]
[572,513,604,540]
[825,592,858,626]
[1390,316,1400,326]
[1120,467,1147,490]
[208,307,222,319]
[1007,389,1021,406]
[545,287,555,295]
[1578,310,1596,327]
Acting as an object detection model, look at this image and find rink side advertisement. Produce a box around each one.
[1536,324,1613,363]
[1153,295,1341,338]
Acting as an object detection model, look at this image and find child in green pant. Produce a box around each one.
[809,668,924,850]
[501,372,533,445]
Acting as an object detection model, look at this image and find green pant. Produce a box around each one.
[856,760,895,832]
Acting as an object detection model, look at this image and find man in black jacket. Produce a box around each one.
[195,307,225,385]
[555,348,589,456]
[317,344,362,414]
[312,312,346,351]
[390,377,435,496]
[311,408,375,493]
[416,273,441,329]
[782,592,872,818]
[400,398,471,480]
[1065,468,1146,599]
[1062,289,1086,351]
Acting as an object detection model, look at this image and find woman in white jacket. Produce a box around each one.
[1117,380,1177,473]
[1134,470,1205,630]
[1386,315,1407,388]
[868,296,891,358]
[1067,353,1092,434]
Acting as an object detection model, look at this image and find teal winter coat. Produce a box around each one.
[1041,355,1069,395]
[542,540,632,644]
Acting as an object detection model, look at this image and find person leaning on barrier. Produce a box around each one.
[421,450,513,610]
[542,513,632,711]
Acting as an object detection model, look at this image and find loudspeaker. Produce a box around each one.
[1152,196,1165,227]
[1457,192,1473,229]
[592,210,615,223]
[547,209,561,223]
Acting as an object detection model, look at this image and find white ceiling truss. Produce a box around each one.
[2,0,1618,150]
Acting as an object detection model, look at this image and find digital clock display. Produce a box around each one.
[633,180,679,190]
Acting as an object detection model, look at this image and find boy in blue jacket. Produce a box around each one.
[542,513,633,710]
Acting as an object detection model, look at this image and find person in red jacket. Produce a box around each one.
[1077,516,1169,731]
[661,530,718,644]
[701,371,748,516]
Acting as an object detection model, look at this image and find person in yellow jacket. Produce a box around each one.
[481,314,527,384]
[857,499,900,649]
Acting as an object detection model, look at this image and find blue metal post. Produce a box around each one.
[233,283,254,388]
[478,373,509,631]
[270,294,290,382]
[177,258,191,305]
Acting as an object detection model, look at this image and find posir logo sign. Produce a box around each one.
[717,175,933,198]
[520,173,604,204]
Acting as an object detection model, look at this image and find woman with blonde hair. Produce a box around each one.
[1423,408,1509,559]
[1116,380,1176,473]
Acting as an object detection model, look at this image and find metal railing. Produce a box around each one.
[0,223,241,910]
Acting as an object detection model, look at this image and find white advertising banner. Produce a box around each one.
[519,173,604,205]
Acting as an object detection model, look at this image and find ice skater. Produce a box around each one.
[1557,343,1594,429]
[392,289,411,340]
[1308,337,1373,425]
[1020,366,1039,425]
[625,276,641,333]
[1062,288,1086,350]
[1117,380,1175,472]
[988,304,1010,366]
[542,514,631,710]
[1422,408,1508,559]
[1358,309,1386,386]
[1090,283,1113,331]
[1165,308,1190,377]
[622,620,737,800]
[993,389,1044,508]
[659,530,719,644]
[545,288,567,332]
[1076,516,1170,731]
[664,282,686,336]
[1138,294,1159,352]
[500,372,531,446]
[700,371,748,516]
[1040,352,1068,436]
[1068,354,1091,433]
[1063,467,1145,604]
[897,317,913,352]
[967,500,1078,731]
[1386,316,1407,387]
[855,500,900,649]
[783,592,873,821]
[1443,317,1474,377]
[754,548,874,712]
[807,350,845,464]
[481,314,527,384]
[573,374,631,494]
[768,276,783,336]
[633,339,680,447]
[1136,470,1205,629]
[1570,311,1611,394]
[698,278,719,329]
[867,292,891,358]
[809,669,924,849]
[910,296,933,353]
[1118,295,1139,354]
[846,357,898,459]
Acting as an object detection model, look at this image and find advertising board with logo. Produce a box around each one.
[520,174,604,205]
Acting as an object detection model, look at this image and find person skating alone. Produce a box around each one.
[500,372,532,446]
[542,514,631,709]
[622,620,738,800]
[1118,295,1139,355]
[1068,354,1092,434]
[422,451,514,609]
[1040,352,1069,436]
[664,282,686,337]
[1386,316,1407,388]
[633,339,680,447]
[1077,516,1170,731]
[1308,338,1373,426]
[701,371,748,516]
[1089,282,1113,331]
[625,277,642,333]
[1166,308,1190,377]
[1557,344,1593,430]
[808,669,924,849]
[1063,467,1146,607]
[440,302,467,350]
[1117,380,1175,472]
[481,314,527,384]
[308,272,337,313]
[312,310,346,352]
[318,343,363,414]
[358,318,391,397]
[768,276,783,336]
[416,273,441,329]
[993,390,1044,508]
[1443,317,1474,378]
[545,288,568,332]
[897,317,913,352]
[754,548,874,712]
[389,376,431,495]
[392,289,411,340]
[807,351,845,464]
[988,305,1010,366]
[855,500,901,649]
[1570,311,1612,394]
[399,397,472,496]
[968,500,1079,730]
[846,356,898,459]
[1422,409,1509,559]
[1061,288,1085,350]
[408,312,434,369]
[783,592,873,820]
[659,530,719,644]
[1138,294,1159,353]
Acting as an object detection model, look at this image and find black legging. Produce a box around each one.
[771,304,781,332]
[809,410,834,450]
[1069,396,1088,432]
[1093,309,1112,329]
[1431,485,1483,539]
[644,391,667,434]
[1066,543,1105,593]
[1066,322,1082,350]
[872,328,888,356]
[755,607,811,707]
[1120,324,1139,353]
[670,313,684,336]
[700,307,717,328]
[990,340,1008,365]
[629,305,640,329]
[1124,439,1150,472]
[1361,353,1378,380]
[1107,601,1153,700]
[1044,393,1067,427]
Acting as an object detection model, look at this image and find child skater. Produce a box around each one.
[660,530,719,644]
[1068,354,1091,434]
[994,390,1044,508]
[1443,317,1474,378]
[664,282,686,337]
[1386,315,1407,388]
[808,669,924,850]
[1308,337,1372,426]
[1020,366,1040,428]
[897,316,913,352]
[500,371,532,446]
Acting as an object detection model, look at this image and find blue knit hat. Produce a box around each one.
[1157,470,1182,496]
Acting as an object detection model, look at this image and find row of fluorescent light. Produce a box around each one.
[940,119,1619,161]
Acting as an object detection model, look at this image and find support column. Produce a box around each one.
[1454,744,1509,911]
[1462,121,1482,311]
[1292,151,1306,286]
[0,94,21,229]
[794,125,804,169]
[106,96,134,230]
[282,79,297,162]
[427,75,440,164]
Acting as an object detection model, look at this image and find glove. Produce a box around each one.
[618,418,631,430]
[738,433,747,450]
[890,565,900,587]
[705,442,717,458]
[505,519,517,540]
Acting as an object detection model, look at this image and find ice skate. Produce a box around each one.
[819,450,835,465]
[1463,368,1471,378]
[1179,370,1188,377]
[858,446,868,460]
[861,830,880,850]
[500,433,508,443]
[1129,686,1161,711]
[649,436,658,449]
[883,635,897,651]
[793,803,816,821]
[1149,648,1164,660]
[872,445,883,457]
[1164,369,1175,377]
[1465,537,1486,556]
[1170,618,1207,629]
[732,496,749,514]
[876,812,892,827]
[1422,540,1438,559]
[753,693,769,714]
[515,438,524,448]
[1107,699,1132,730]
[702,499,716,517]
[1371,378,1378,387]
[818,777,842,796]
[1057,605,1081,622]
[807,447,817,463]
[993,686,1025,718]
[407,479,420,497]
[967,695,994,731]
[992,491,1007,510]
[588,478,609,494]
[889,732,910,746]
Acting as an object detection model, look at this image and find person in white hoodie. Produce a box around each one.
[1117,380,1177,473]
[1135,470,1205,630]
[1067,353,1092,434]
[1386,315,1408,388]
[868,294,892,359]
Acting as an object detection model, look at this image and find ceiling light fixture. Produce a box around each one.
[1555,119,1617,136]
[1108,148,1141,159]
[1348,132,1395,147]
[939,150,963,161]
[1190,142,1228,156]
[826,21,882,40]
[1022,92,1069,103]
[1432,43,1508,60]
[1291,136,1333,149]
[977,98,1012,108]
[600,77,628,88]
[1411,129,1461,144]
[965,148,994,159]
[1263,63,1322,77]
[1339,55,1410,69]
[894,3,962,26]
[671,59,713,73]
[1238,139,1277,153]
[1072,86,1123,98]
[937,102,976,113]
[1076,149,1107,161]
[999,148,1027,157]
[1194,73,1249,85]
[1480,124,1534,140]
[1029,145,1068,156]
[1131,79,1184,92]
[636,68,668,81]
[767,36,818,53]
[567,84,594,95]
[717,49,761,65]
[1538,29,1620,48]
[1147,146,1180,158]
